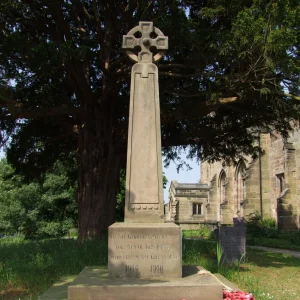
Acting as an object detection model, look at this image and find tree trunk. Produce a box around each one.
[77,105,121,240]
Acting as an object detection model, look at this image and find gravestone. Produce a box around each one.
[219,218,246,264]
[108,21,182,279]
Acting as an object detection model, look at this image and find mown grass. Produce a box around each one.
[1,237,300,300]
[247,234,300,252]
[0,237,107,299]
[225,249,300,300]
[183,228,300,252]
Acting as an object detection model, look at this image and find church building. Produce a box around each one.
[165,129,300,230]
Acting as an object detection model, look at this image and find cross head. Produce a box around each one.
[123,21,168,63]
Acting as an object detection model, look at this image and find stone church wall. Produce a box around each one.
[165,181,211,229]
[167,130,300,230]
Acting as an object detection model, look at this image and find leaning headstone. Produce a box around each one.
[233,217,245,227]
[219,218,246,264]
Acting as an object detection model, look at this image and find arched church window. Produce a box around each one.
[219,170,228,205]
[236,161,246,204]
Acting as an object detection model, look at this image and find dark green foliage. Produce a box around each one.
[115,169,126,222]
[0,0,299,171]
[163,173,168,189]
[246,213,278,238]
[0,158,78,237]
[6,121,77,181]
[290,231,300,246]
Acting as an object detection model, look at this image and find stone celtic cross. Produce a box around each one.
[108,24,181,281]
[122,22,168,223]
[123,21,168,64]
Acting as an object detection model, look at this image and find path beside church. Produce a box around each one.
[247,246,300,258]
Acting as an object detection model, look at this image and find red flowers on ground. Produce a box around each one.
[223,290,255,300]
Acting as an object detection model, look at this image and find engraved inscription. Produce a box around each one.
[112,243,175,253]
[109,254,179,260]
[108,226,182,278]
[109,234,173,240]
[127,244,143,250]
[125,265,139,277]
[151,265,163,275]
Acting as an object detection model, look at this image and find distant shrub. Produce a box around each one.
[37,222,64,237]
[246,213,278,238]
[0,232,26,244]
[198,224,213,239]
[37,219,74,238]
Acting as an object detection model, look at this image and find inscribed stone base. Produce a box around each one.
[108,223,182,278]
[68,266,223,300]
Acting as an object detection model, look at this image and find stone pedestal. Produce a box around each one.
[68,266,223,300]
[108,223,182,278]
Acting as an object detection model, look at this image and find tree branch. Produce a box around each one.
[165,89,238,103]
[2,103,85,120]
[284,93,300,101]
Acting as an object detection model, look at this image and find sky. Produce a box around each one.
[162,154,200,203]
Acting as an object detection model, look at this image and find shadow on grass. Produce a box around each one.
[245,248,300,268]
[0,238,108,299]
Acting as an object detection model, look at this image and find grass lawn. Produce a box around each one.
[247,235,300,252]
[183,228,300,252]
[0,237,108,300]
[225,249,300,300]
[0,237,300,300]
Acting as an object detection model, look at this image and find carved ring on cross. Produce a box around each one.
[122,21,168,64]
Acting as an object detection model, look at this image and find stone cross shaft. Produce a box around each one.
[123,22,168,223]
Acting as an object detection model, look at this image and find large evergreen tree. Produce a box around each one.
[0,0,299,239]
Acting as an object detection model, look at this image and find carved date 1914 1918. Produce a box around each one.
[151,265,164,274]
[125,265,139,276]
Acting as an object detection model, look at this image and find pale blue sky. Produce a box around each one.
[162,155,200,203]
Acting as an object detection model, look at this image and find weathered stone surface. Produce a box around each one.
[219,226,246,264]
[123,22,167,223]
[108,223,182,279]
[68,266,223,300]
[122,21,168,64]
[124,63,164,223]
[169,129,300,230]
[38,275,75,300]
[40,268,240,300]
[165,181,210,228]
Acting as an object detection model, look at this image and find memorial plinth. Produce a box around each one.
[108,223,182,279]
[68,266,223,300]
